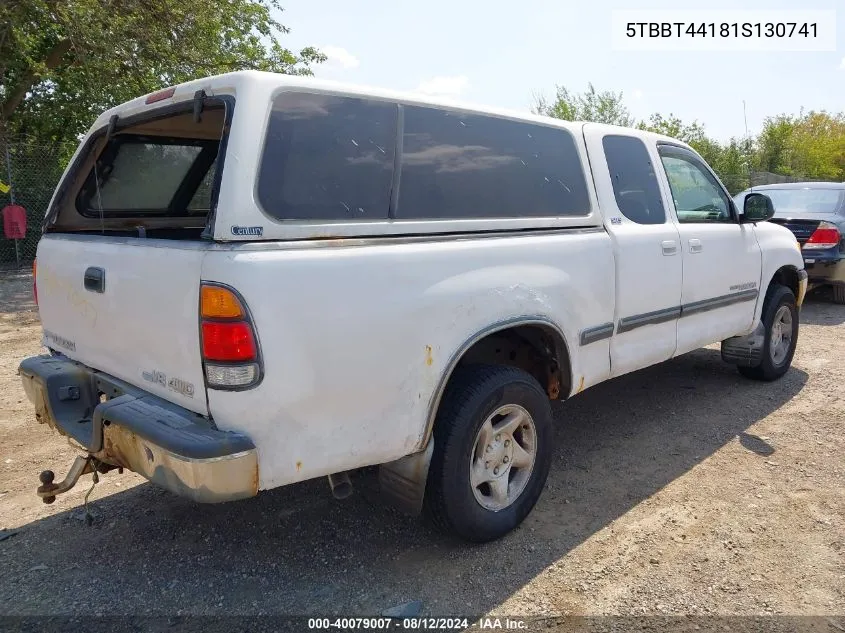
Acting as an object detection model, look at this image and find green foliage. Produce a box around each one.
[784,111,845,181]
[755,115,794,175]
[534,83,635,127]
[535,83,845,194]
[0,0,325,144]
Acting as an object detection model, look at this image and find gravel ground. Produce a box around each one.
[0,270,843,628]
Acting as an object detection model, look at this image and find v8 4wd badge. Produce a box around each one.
[142,369,194,398]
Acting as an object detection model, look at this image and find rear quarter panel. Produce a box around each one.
[202,231,614,489]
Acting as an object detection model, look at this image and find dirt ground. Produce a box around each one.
[0,269,843,625]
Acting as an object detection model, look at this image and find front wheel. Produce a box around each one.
[424,365,553,542]
[738,285,798,381]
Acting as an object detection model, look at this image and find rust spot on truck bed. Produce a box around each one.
[425,345,433,366]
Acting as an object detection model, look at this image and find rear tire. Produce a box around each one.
[833,284,845,305]
[738,285,798,382]
[424,365,553,542]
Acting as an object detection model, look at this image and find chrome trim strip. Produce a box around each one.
[579,322,614,345]
[213,226,608,251]
[616,289,760,334]
[681,289,758,317]
[44,226,608,251]
[616,306,681,334]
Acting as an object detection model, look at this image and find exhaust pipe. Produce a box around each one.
[327,471,353,500]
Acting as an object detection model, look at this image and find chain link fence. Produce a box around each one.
[0,135,74,269]
[750,171,808,187]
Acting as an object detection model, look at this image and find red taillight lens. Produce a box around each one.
[201,321,257,362]
[32,259,38,306]
[804,222,841,250]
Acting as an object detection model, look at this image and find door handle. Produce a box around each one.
[83,267,105,293]
[689,238,703,254]
[661,240,678,256]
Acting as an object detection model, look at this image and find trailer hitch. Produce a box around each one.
[37,456,117,504]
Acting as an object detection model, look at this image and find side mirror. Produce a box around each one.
[742,192,775,223]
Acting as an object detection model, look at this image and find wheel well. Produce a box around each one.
[768,266,799,301]
[454,324,571,400]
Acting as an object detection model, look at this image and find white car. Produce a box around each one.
[19,71,806,542]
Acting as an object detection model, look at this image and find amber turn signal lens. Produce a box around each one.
[201,285,244,319]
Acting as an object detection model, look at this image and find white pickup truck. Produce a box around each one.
[19,71,806,542]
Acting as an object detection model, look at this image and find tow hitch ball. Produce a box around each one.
[37,456,119,504]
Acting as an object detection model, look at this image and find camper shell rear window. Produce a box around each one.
[76,134,219,218]
[46,99,230,237]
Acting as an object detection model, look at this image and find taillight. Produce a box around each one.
[200,283,261,389]
[201,322,256,361]
[32,259,38,306]
[803,221,841,250]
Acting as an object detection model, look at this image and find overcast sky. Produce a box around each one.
[278,0,843,142]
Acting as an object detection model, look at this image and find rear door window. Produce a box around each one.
[395,106,590,219]
[602,135,666,225]
[257,92,397,221]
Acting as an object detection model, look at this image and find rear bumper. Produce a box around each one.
[18,355,258,503]
[803,252,845,286]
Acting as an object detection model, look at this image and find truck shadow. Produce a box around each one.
[0,347,808,618]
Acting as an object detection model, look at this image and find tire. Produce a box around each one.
[738,285,798,382]
[424,364,553,542]
[833,284,845,305]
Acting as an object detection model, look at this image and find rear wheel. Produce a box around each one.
[738,285,798,381]
[424,365,553,542]
[833,284,845,305]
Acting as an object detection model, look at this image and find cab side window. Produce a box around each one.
[658,146,733,223]
[603,135,666,224]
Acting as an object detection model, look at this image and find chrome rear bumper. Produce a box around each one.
[19,354,258,503]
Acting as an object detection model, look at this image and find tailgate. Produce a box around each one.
[36,235,208,415]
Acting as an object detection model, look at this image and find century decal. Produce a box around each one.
[231,225,264,237]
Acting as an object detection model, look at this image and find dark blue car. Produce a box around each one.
[735,182,845,304]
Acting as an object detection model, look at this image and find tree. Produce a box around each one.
[712,138,752,194]
[0,0,325,143]
[533,83,635,127]
[636,112,723,167]
[754,111,845,182]
[787,111,845,181]
[533,82,845,191]
[755,115,794,175]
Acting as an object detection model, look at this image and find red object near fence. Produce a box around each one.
[2,204,26,239]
